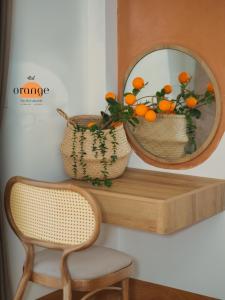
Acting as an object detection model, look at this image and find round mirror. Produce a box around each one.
[123,47,220,167]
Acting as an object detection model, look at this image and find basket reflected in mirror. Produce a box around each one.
[130,114,188,160]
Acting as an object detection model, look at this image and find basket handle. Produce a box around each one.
[56,108,69,121]
[56,108,77,126]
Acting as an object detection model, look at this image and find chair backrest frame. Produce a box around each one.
[5,176,102,251]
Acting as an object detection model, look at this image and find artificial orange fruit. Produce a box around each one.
[169,102,176,112]
[159,99,171,112]
[186,97,198,108]
[132,77,145,89]
[163,84,172,94]
[145,110,157,122]
[125,94,136,105]
[207,83,214,93]
[135,104,149,116]
[105,92,116,100]
[87,121,96,128]
[178,72,190,84]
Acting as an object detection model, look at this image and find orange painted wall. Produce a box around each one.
[118,0,225,168]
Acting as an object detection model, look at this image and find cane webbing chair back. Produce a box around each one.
[5,177,101,249]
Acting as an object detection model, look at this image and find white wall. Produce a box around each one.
[1,0,225,299]
[1,1,118,299]
[124,50,171,99]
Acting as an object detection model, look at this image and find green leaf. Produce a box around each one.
[123,92,132,96]
[183,92,192,99]
[127,106,134,114]
[111,155,117,162]
[104,179,112,187]
[189,109,201,119]
[132,117,139,124]
[203,94,215,104]
[108,103,121,114]
[89,124,99,131]
[132,88,140,96]
[128,119,135,126]
[185,141,197,154]
[101,111,110,122]
[181,83,187,89]
[92,178,101,186]
[161,88,165,96]
[106,99,117,105]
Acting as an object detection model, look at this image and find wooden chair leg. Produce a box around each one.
[14,273,30,300]
[122,278,129,300]
[14,244,34,300]
[61,251,73,300]
[63,283,72,300]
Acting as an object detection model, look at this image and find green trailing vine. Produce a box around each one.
[98,131,108,179]
[185,114,197,154]
[173,86,214,154]
[72,124,119,187]
[79,128,87,176]
[110,127,118,164]
[91,130,99,158]
[71,127,78,177]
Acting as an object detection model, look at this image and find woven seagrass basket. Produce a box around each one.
[57,109,131,180]
[130,114,189,160]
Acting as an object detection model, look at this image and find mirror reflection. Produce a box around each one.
[124,48,216,162]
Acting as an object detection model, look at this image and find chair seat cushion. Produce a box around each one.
[34,246,132,280]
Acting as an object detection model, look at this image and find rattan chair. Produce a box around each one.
[5,176,133,300]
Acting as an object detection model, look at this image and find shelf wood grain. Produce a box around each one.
[66,168,225,234]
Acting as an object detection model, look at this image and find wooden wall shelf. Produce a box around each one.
[67,168,225,234]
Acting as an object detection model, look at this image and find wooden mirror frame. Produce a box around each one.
[123,45,221,167]
[118,0,225,169]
